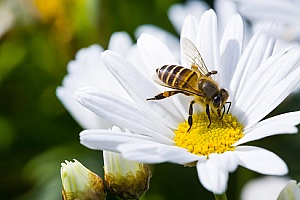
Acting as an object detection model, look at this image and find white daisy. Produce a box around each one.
[236,0,300,42]
[76,10,300,194]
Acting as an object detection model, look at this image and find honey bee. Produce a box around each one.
[147,38,231,131]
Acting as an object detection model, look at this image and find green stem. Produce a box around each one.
[214,193,227,200]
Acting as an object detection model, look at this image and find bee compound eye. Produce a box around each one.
[213,96,221,108]
[220,88,228,97]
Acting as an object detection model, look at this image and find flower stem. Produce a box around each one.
[214,193,227,200]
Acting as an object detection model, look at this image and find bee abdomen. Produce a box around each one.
[157,65,195,88]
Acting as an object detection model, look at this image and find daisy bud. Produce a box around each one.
[103,150,151,200]
[277,180,300,200]
[61,159,106,200]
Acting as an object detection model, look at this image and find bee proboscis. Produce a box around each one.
[147,38,231,131]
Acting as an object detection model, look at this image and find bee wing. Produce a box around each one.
[182,37,210,76]
[152,74,203,96]
[152,74,174,89]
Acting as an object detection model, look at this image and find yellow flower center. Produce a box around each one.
[174,113,244,157]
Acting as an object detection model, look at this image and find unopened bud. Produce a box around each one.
[61,159,106,200]
[103,150,151,200]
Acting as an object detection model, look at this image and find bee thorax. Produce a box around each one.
[198,79,219,100]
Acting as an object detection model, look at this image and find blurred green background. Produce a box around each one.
[0,0,299,199]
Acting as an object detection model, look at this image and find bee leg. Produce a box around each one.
[187,100,195,132]
[217,108,221,118]
[225,101,232,114]
[219,107,225,128]
[220,106,225,119]
[206,104,211,128]
[147,93,166,100]
[147,91,182,101]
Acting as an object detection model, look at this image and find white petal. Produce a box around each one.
[137,34,179,76]
[238,0,300,24]
[125,44,149,77]
[137,34,189,118]
[75,87,174,143]
[134,25,180,61]
[209,152,239,173]
[57,44,127,129]
[240,47,300,127]
[195,9,221,75]
[240,176,289,200]
[101,50,184,129]
[197,158,229,194]
[108,32,133,57]
[214,0,238,35]
[137,34,190,118]
[233,45,291,119]
[219,14,244,90]
[234,111,300,146]
[168,0,209,34]
[180,15,198,50]
[193,152,238,194]
[64,45,132,99]
[230,23,276,104]
[118,142,203,165]
[80,129,202,165]
[80,129,156,152]
[234,146,288,175]
[56,87,110,129]
[73,44,104,62]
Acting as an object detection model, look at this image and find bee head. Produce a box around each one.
[212,88,229,109]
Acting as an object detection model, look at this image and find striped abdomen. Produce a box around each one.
[156,65,197,88]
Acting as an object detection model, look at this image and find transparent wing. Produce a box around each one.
[182,37,210,76]
[152,74,173,88]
